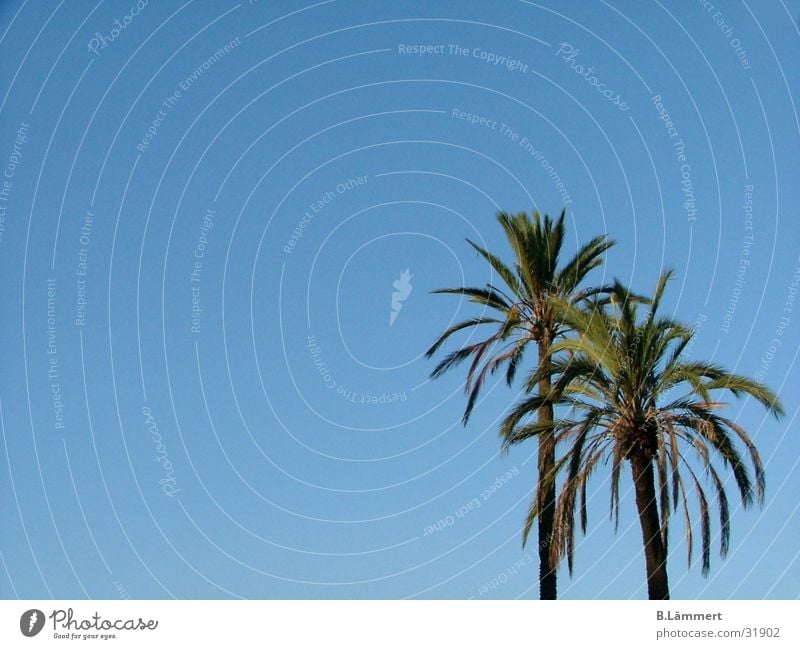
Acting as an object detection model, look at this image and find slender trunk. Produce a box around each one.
[630,452,670,599]
[537,338,557,600]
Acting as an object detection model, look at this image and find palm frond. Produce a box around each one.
[430,286,511,312]
[425,316,503,358]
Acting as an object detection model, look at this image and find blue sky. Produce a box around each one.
[0,0,798,599]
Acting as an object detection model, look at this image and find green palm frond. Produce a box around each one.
[430,286,511,312]
[465,239,524,298]
[425,316,503,358]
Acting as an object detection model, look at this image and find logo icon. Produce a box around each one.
[20,609,45,637]
[390,268,413,326]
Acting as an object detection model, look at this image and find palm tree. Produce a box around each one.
[426,210,613,599]
[501,270,784,599]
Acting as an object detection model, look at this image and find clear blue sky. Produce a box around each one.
[0,0,798,599]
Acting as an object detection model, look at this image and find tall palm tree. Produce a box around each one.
[426,210,613,599]
[501,270,784,599]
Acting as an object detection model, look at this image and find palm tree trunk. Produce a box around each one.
[537,338,557,600]
[630,452,670,599]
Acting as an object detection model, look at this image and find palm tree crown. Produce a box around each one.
[501,270,784,599]
[426,209,613,422]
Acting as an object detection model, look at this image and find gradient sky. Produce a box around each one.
[0,0,799,600]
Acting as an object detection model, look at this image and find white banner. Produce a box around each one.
[0,600,797,648]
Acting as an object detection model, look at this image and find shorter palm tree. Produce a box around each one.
[501,270,784,599]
